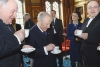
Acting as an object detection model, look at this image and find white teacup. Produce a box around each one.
[76,30,82,36]
[25,29,29,38]
[53,46,59,53]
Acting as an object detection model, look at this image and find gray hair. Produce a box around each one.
[0,0,19,7]
[23,13,31,19]
[37,11,51,21]
[0,0,9,4]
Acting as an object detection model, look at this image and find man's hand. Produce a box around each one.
[14,29,25,41]
[45,43,55,51]
[78,33,88,40]
[22,45,33,48]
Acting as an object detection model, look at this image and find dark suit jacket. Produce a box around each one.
[0,19,21,67]
[81,13,100,65]
[16,24,21,31]
[51,18,63,49]
[28,25,57,67]
[24,19,35,29]
[24,19,35,44]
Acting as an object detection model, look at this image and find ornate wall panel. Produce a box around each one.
[31,6,42,21]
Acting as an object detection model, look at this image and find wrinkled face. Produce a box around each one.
[0,0,18,24]
[39,16,52,31]
[50,11,56,18]
[87,1,100,18]
[72,13,79,21]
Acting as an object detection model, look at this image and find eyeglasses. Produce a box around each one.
[87,6,99,10]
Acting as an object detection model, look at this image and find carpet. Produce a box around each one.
[57,55,71,67]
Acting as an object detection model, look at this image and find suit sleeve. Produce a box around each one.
[0,35,20,57]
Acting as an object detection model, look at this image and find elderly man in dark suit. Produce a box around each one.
[50,10,64,67]
[27,11,57,67]
[75,0,100,67]
[0,0,26,67]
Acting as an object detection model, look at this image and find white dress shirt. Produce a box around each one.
[86,18,93,27]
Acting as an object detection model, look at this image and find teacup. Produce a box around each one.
[76,30,82,36]
[53,46,59,53]
[25,29,29,38]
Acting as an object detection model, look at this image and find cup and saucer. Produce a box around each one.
[51,46,61,54]
[75,30,83,36]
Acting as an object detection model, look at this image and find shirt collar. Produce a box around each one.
[73,22,78,25]
[37,23,43,33]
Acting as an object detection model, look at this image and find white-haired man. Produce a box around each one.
[0,0,26,67]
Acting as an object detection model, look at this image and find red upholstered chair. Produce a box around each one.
[62,38,70,51]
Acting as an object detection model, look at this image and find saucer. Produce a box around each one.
[75,34,81,36]
[21,48,35,53]
[51,50,61,54]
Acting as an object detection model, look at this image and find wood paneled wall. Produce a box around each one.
[24,0,74,27]
[24,0,45,23]
[62,0,74,28]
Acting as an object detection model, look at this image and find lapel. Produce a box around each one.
[81,18,90,32]
[35,25,48,40]
[0,19,12,34]
[54,18,57,26]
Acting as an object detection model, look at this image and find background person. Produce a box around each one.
[50,10,64,67]
[67,11,82,67]
[76,0,100,67]
[23,13,35,29]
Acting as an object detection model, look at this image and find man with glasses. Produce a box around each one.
[75,0,100,67]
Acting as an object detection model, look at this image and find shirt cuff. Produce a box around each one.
[14,34,21,44]
[44,47,48,55]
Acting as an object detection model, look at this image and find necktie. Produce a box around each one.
[43,31,47,35]
[51,19,54,26]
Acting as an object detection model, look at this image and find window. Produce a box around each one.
[45,1,59,18]
[45,1,51,14]
[16,0,24,29]
[53,1,59,18]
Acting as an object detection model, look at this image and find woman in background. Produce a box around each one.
[66,11,82,67]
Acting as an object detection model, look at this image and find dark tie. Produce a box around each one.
[43,31,47,35]
[51,19,54,26]
[51,19,55,30]
[7,24,15,33]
